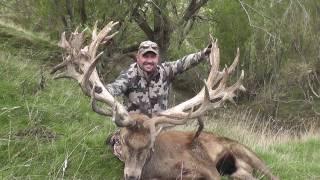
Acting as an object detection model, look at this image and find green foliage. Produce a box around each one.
[235,0,320,121]
[208,0,251,63]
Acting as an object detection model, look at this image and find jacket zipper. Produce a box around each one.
[146,80,152,117]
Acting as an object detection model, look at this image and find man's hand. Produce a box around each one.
[94,86,103,94]
[203,43,212,56]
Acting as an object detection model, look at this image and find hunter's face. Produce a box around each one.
[136,52,159,73]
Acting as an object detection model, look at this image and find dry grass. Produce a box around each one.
[179,107,320,149]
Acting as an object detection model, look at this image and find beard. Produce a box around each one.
[142,62,156,72]
[143,62,155,66]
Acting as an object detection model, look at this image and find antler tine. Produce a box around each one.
[52,56,81,80]
[92,21,98,41]
[189,80,212,118]
[207,37,220,88]
[228,70,245,92]
[91,84,112,116]
[212,68,229,94]
[222,70,245,104]
[70,30,85,52]
[80,51,104,96]
[58,32,71,50]
[207,70,245,107]
[52,72,74,80]
[207,44,240,92]
[210,38,219,70]
[89,21,119,61]
[50,56,71,74]
[154,81,210,121]
[228,48,240,74]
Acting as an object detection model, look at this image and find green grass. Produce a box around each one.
[0,24,123,179]
[0,51,123,179]
[256,138,320,180]
[0,22,320,180]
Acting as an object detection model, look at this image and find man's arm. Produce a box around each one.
[105,70,130,96]
[163,50,208,79]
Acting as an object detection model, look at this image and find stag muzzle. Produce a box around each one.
[125,174,140,180]
[124,167,142,180]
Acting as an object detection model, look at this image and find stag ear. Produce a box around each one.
[142,120,156,151]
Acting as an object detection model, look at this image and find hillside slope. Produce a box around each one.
[0,22,123,179]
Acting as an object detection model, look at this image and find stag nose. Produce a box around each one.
[125,174,139,180]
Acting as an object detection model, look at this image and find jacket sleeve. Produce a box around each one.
[162,51,206,80]
[105,70,130,96]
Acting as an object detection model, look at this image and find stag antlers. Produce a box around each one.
[51,21,245,148]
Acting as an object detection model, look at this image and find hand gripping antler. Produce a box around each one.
[51,21,135,127]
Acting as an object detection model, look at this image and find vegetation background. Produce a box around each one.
[0,0,319,179]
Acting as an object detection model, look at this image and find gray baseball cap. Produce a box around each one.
[138,40,159,55]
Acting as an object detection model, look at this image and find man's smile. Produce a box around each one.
[143,63,155,70]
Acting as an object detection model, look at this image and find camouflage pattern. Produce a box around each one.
[106,51,206,117]
[138,40,159,55]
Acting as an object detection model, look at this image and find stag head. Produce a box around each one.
[119,114,154,180]
[51,21,245,180]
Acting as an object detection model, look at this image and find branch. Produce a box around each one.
[132,7,154,40]
[178,17,196,46]
[181,0,209,23]
[177,0,208,45]
[153,1,171,39]
[238,0,279,41]
[119,43,140,54]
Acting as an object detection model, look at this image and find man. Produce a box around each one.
[106,40,211,160]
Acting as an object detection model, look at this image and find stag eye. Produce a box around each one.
[136,151,145,160]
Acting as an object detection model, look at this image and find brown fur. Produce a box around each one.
[118,114,278,180]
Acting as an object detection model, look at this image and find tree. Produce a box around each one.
[127,0,209,60]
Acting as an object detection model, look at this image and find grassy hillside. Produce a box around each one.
[0,22,122,179]
[0,22,319,180]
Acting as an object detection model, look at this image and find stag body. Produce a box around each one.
[52,22,278,180]
[119,114,278,180]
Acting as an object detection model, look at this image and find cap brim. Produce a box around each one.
[141,50,158,55]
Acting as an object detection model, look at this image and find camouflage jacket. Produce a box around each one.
[106,51,206,117]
